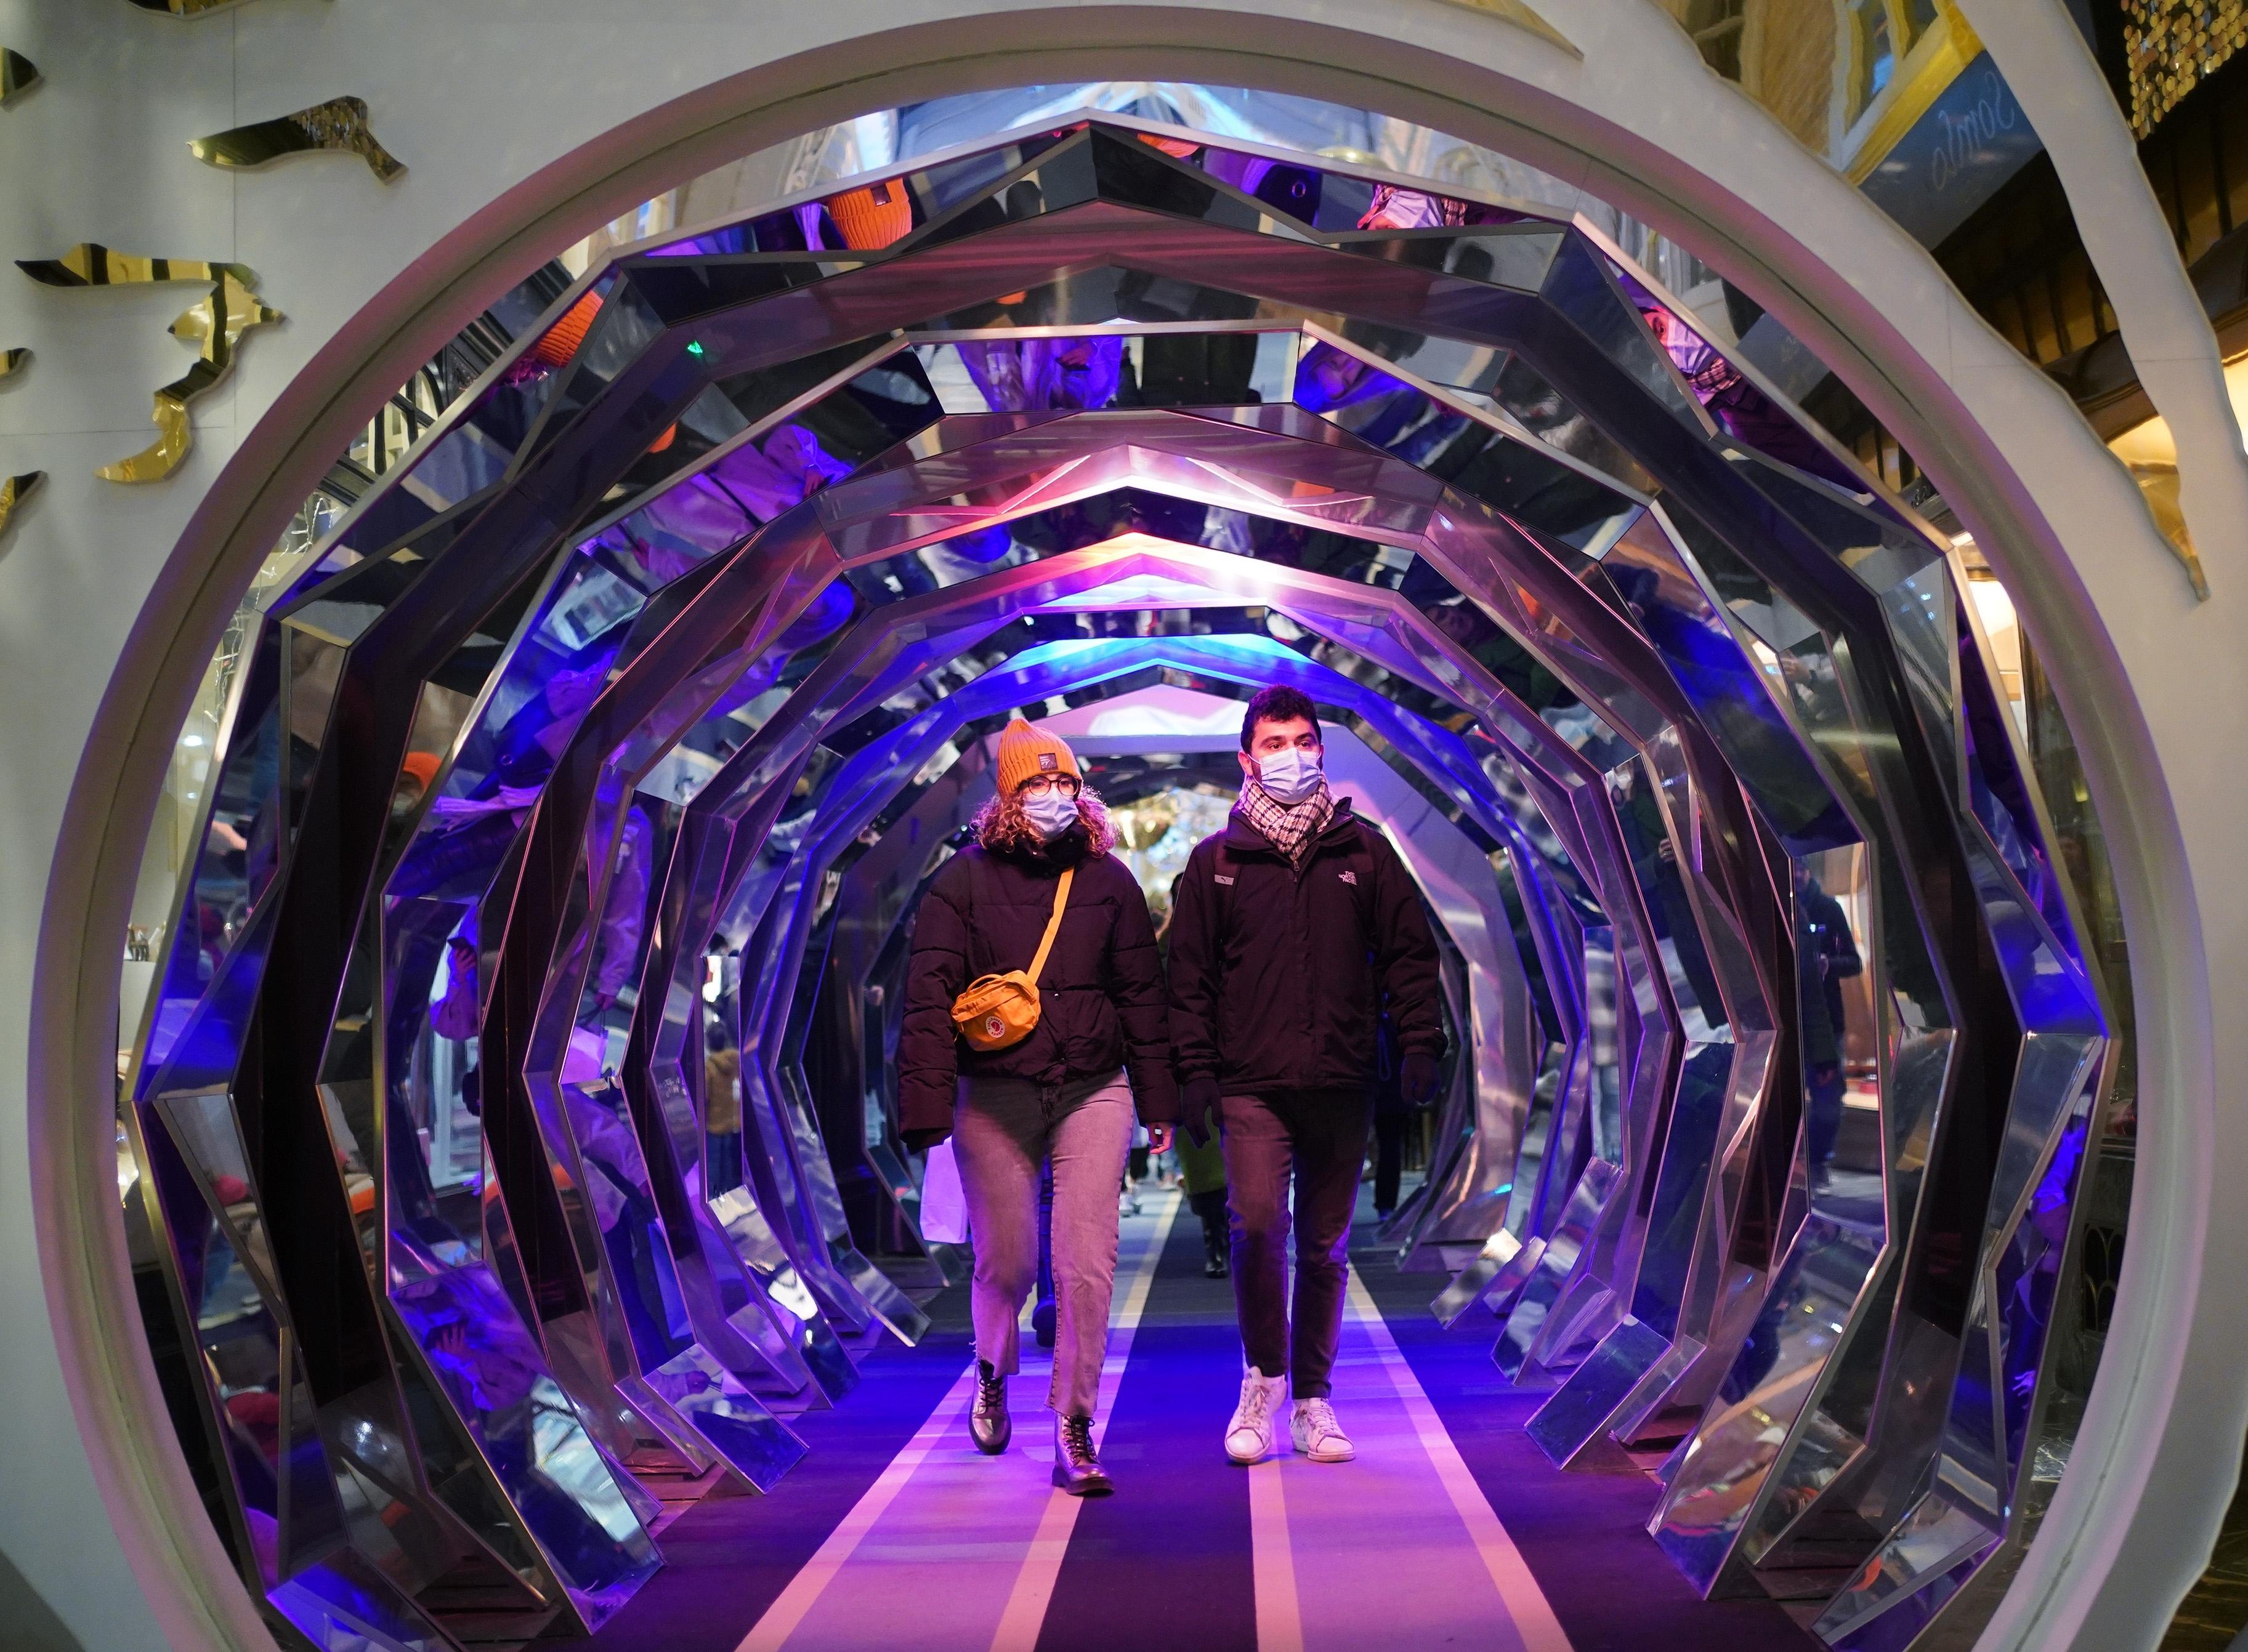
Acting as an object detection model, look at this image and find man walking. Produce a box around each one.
[1167,687,1444,1464]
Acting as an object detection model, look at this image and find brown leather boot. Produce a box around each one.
[969,1360,1011,1456]
[1051,1412,1112,1496]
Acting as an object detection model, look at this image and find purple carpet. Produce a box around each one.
[587,1289,976,1651]
[1356,1235,1816,1652]
[588,1196,1816,1652]
[1032,1211,1258,1650]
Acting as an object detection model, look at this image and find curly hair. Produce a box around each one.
[1240,684,1322,749]
[974,783,1117,858]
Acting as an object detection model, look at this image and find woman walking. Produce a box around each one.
[900,720,1177,1495]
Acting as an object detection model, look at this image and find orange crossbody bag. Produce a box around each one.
[949,866,1073,1052]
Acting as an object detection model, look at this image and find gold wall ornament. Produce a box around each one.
[1,347,27,380]
[98,275,283,483]
[2121,457,2213,599]
[1426,0,1578,57]
[18,243,256,289]
[190,96,405,182]
[0,472,43,541]
[16,246,283,480]
[1,49,38,104]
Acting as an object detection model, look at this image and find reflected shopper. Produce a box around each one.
[1370,1013,1412,1222]
[704,1021,744,1197]
[1154,882,1231,1277]
[1169,687,1443,1466]
[900,719,1177,1495]
[1796,863,1864,1190]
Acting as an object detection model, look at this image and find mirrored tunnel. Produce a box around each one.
[121,112,2116,1652]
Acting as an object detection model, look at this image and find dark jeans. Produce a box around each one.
[1220,1088,1373,1398]
[706,1130,744,1197]
[1807,1064,1845,1169]
[1372,1106,1406,1214]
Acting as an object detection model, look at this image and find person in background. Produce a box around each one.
[1369,1013,1414,1222]
[1152,881,1230,1278]
[1797,863,1864,1190]
[1150,1130,1181,1192]
[1168,687,1443,1466]
[899,719,1177,1495]
[1179,1124,1231,1278]
[704,1021,744,1196]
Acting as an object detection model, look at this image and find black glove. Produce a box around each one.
[1401,1052,1442,1110]
[902,1126,952,1154]
[1180,1075,1222,1149]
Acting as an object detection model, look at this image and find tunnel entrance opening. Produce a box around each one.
[109,95,2117,1652]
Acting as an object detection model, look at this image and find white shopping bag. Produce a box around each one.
[918,1138,970,1244]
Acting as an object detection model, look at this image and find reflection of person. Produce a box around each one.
[1168,687,1443,1466]
[899,720,1178,1495]
[590,807,652,1010]
[1796,866,1864,1189]
[1359,183,1475,232]
[957,336,1123,412]
[1370,1013,1411,1220]
[1151,876,1229,1277]
[393,750,440,824]
[704,1021,743,1196]
[561,1045,687,1359]
[432,917,480,1041]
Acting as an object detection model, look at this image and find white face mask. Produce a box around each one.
[1256,746,1324,804]
[1021,788,1081,840]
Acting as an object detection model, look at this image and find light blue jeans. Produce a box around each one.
[953,1071,1134,1417]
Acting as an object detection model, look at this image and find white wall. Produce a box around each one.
[0,3,2236,1650]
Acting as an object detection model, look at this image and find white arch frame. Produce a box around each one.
[5,5,2239,1650]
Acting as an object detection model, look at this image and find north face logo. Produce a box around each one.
[1339,869,1358,885]
[1038,752,1057,771]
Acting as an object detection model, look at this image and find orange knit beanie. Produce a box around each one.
[826,178,915,250]
[994,718,1080,796]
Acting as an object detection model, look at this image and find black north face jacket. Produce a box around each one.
[899,836,1178,1145]
[1166,800,1443,1097]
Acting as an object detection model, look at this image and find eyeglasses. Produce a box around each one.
[1018,775,1082,799]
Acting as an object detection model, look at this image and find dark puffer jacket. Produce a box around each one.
[1168,800,1442,1097]
[899,836,1178,1145]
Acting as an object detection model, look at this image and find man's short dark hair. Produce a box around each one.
[1240,686,1322,751]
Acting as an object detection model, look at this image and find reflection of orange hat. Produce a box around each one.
[400,751,440,791]
[524,289,678,451]
[531,288,602,366]
[1137,132,1201,159]
[827,178,913,249]
[995,718,1080,796]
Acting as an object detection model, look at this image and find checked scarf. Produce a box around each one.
[1237,776,1335,869]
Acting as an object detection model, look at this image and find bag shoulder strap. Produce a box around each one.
[1025,864,1074,984]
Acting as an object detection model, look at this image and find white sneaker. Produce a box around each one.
[1226,1368,1284,1464]
[1290,1396,1354,1462]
